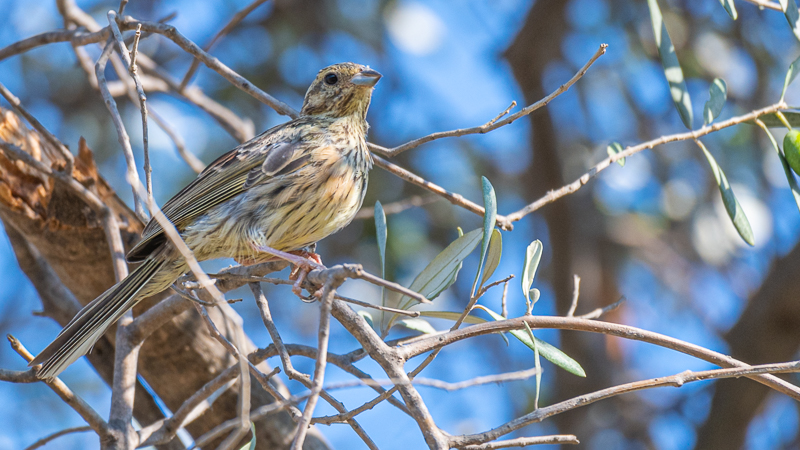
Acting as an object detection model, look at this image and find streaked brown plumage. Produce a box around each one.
[31,62,381,379]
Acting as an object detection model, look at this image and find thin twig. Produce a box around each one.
[354,195,441,220]
[566,275,581,317]
[371,154,513,231]
[577,296,625,320]
[461,435,580,449]
[108,11,153,206]
[23,426,93,450]
[180,0,272,89]
[8,336,108,435]
[95,37,147,221]
[741,0,782,10]
[291,278,338,450]
[396,315,800,400]
[335,294,420,317]
[369,44,607,157]
[450,360,800,447]
[121,17,298,118]
[503,101,788,224]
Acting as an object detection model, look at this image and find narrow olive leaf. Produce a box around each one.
[397,318,437,334]
[471,177,497,297]
[375,201,388,322]
[399,228,483,308]
[521,240,543,305]
[782,54,800,103]
[238,423,256,450]
[703,78,728,125]
[375,201,387,278]
[419,310,510,345]
[478,306,586,377]
[718,0,737,20]
[419,310,487,324]
[647,0,693,129]
[607,142,626,167]
[761,124,800,214]
[697,140,755,246]
[785,0,800,42]
[753,111,800,128]
[524,322,542,410]
[358,310,375,330]
[481,229,503,287]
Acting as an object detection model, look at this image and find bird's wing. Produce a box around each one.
[126,120,312,262]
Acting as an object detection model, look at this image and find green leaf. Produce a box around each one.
[358,310,375,330]
[607,142,626,167]
[703,78,727,125]
[647,0,693,129]
[763,127,800,214]
[480,229,503,287]
[697,140,755,246]
[238,423,256,450]
[419,310,487,324]
[785,0,800,42]
[399,228,483,308]
[471,177,497,297]
[478,306,586,377]
[374,201,387,279]
[521,240,543,306]
[397,318,437,334]
[524,322,542,410]
[718,0,737,19]
[782,54,800,103]
[374,201,388,327]
[752,111,800,128]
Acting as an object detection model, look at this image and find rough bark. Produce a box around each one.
[0,108,330,449]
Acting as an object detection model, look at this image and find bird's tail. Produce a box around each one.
[30,255,169,379]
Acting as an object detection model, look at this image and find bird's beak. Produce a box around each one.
[351,69,382,87]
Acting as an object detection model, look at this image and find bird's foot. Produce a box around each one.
[248,244,325,298]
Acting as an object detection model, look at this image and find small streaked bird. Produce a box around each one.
[31,62,381,379]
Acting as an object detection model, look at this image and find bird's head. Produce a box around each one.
[300,63,382,120]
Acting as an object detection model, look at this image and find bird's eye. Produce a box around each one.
[324,73,339,85]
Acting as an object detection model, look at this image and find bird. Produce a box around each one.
[30,62,382,379]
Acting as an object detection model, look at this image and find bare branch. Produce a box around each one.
[566,275,581,317]
[461,435,580,449]
[180,0,272,89]
[396,315,800,400]
[291,278,338,450]
[23,426,93,450]
[121,17,298,118]
[503,102,788,223]
[371,155,514,230]
[450,361,800,447]
[8,336,108,435]
[577,296,625,320]
[354,195,441,220]
[370,44,607,157]
[95,37,147,222]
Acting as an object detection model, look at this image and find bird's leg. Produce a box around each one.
[248,244,325,297]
